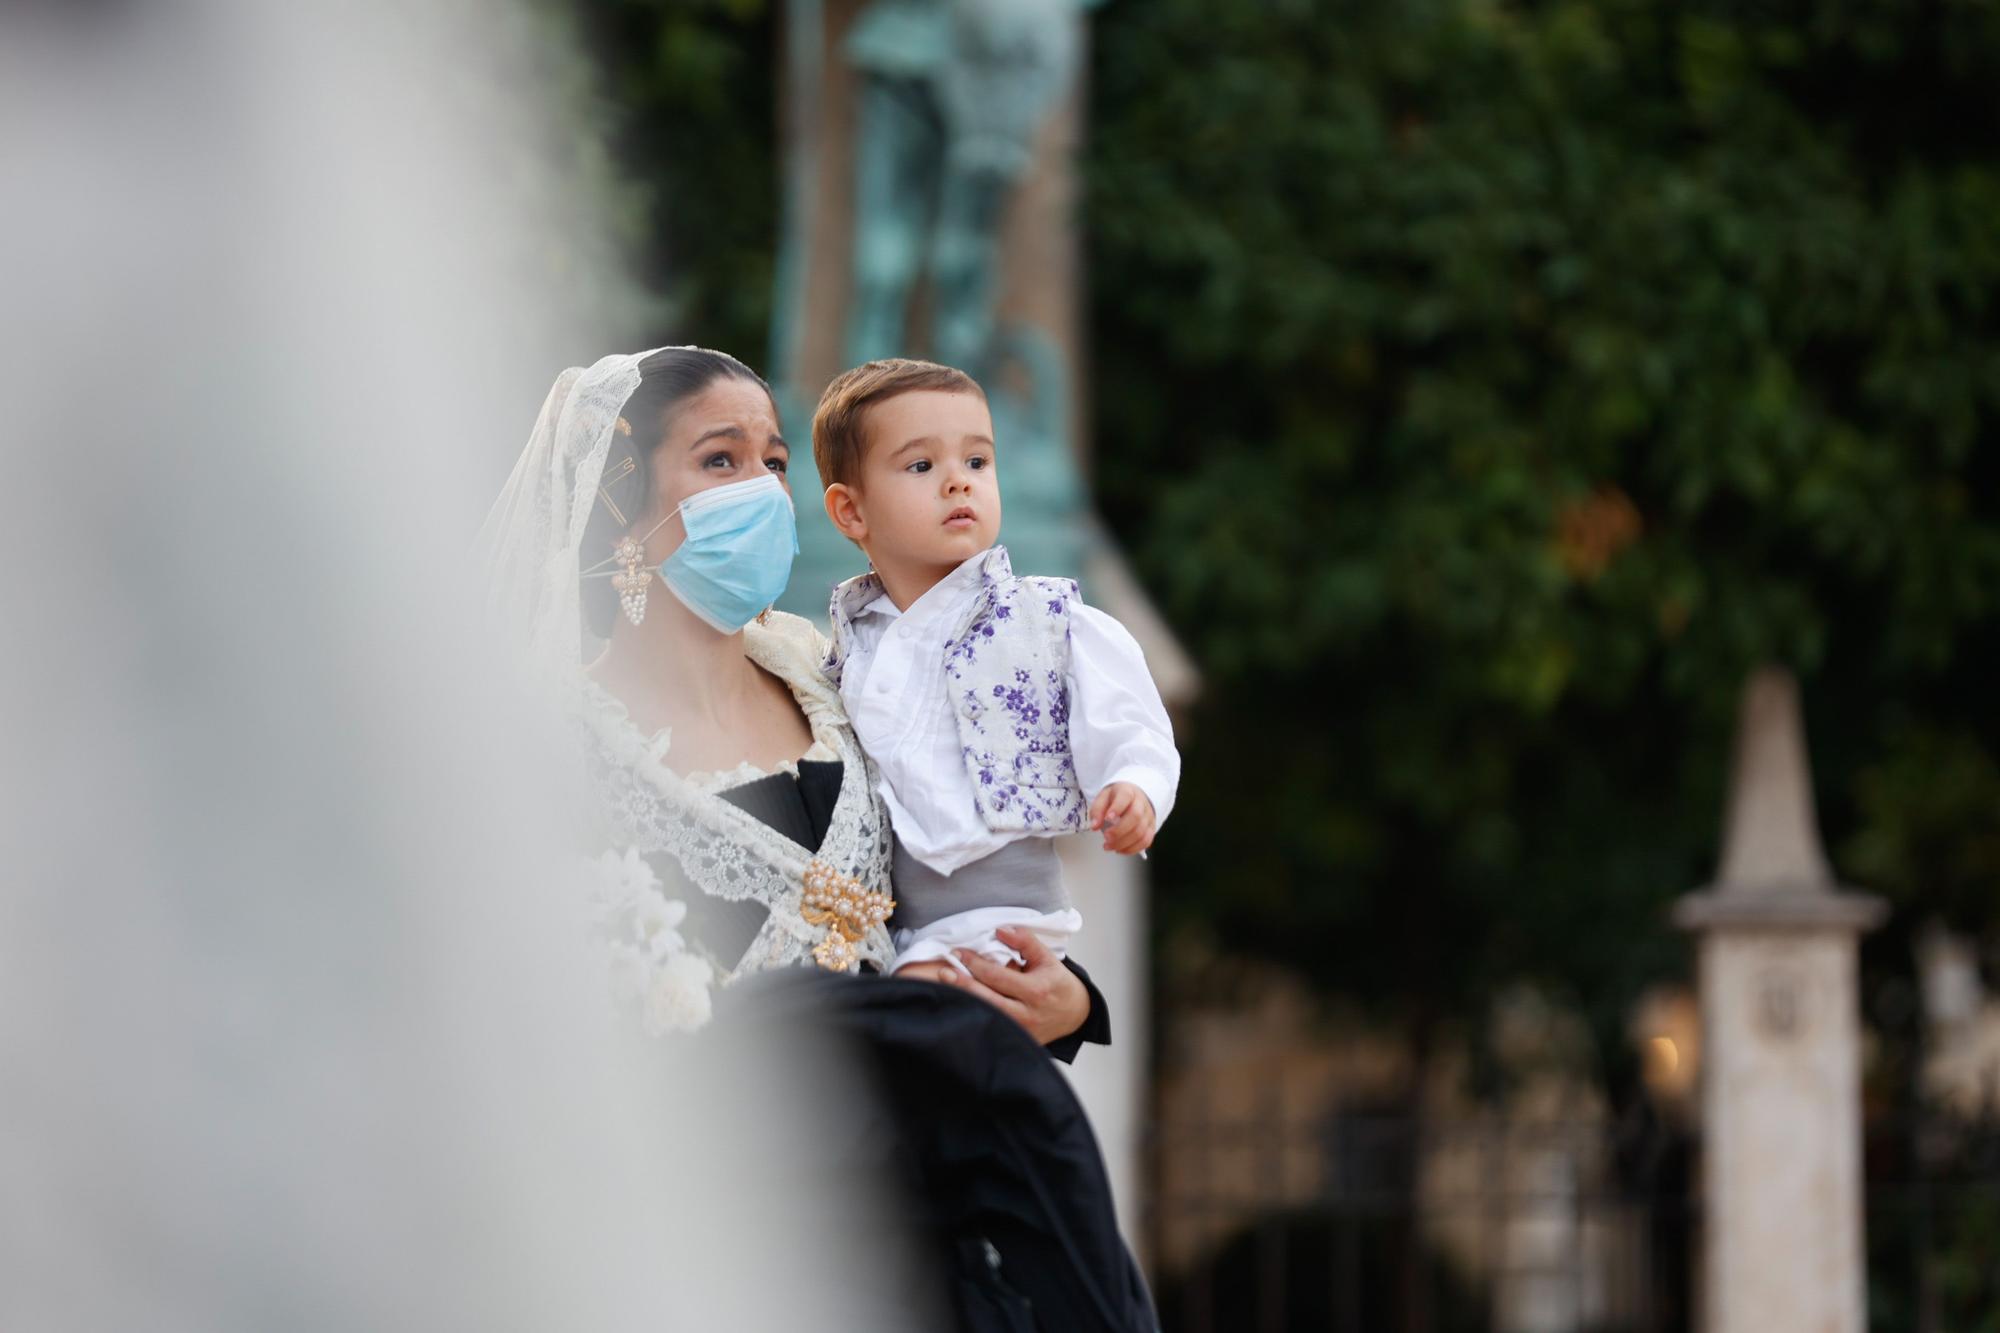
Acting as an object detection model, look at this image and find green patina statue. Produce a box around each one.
[844,0,1092,371]
[773,0,1102,615]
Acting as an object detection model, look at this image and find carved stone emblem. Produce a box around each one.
[1756,965,1806,1041]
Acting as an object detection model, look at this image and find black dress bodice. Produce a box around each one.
[714,757,846,849]
[681,758,845,970]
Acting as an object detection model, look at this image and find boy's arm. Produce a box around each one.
[1066,603,1181,833]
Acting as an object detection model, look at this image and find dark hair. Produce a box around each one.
[811,357,985,490]
[581,346,775,638]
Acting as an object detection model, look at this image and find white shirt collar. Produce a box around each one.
[856,549,991,623]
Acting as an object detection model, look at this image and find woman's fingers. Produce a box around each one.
[953,936,1090,1044]
[955,946,1033,1000]
[939,965,1033,1029]
[996,924,1057,969]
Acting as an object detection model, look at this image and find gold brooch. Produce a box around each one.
[801,858,893,972]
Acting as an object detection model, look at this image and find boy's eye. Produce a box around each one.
[906,459,932,474]
[967,455,990,471]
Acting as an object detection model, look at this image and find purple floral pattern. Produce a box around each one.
[826,547,1088,835]
[938,555,1086,834]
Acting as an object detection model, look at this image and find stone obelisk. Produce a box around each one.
[1674,668,1885,1333]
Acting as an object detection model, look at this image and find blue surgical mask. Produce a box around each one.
[655,472,798,632]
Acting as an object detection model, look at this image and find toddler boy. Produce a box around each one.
[813,358,1179,980]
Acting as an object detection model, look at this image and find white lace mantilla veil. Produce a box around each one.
[479,350,643,691]
[479,350,895,985]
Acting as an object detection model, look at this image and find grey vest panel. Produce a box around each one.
[889,837,1070,932]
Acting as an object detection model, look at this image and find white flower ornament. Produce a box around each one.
[580,847,714,1033]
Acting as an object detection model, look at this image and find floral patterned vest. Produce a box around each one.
[825,546,1089,835]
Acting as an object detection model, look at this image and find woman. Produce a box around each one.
[481,346,1155,1331]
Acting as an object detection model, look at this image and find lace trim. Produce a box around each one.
[683,739,840,794]
[573,613,894,980]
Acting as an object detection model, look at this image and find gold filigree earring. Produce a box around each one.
[597,427,650,627]
[611,534,651,626]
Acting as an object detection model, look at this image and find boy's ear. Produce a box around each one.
[823,481,868,544]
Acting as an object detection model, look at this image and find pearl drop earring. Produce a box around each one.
[611,534,651,626]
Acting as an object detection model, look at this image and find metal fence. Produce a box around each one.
[1146,1105,2000,1333]
[1146,1106,1695,1333]
[1865,1112,2000,1333]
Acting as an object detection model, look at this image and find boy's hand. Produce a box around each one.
[1088,782,1156,855]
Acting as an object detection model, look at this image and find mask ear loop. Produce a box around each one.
[580,507,680,579]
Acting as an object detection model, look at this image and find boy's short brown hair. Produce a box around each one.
[812,357,985,490]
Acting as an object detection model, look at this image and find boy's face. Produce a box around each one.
[845,388,1001,574]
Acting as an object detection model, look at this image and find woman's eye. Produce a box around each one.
[703,453,735,470]
[765,457,787,474]
[906,459,932,474]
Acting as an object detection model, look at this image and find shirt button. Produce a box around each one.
[874,679,891,693]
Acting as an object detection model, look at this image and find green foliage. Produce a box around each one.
[1086,0,2000,1041]
[1847,720,2000,925]
[569,0,778,359]
[1932,1184,2000,1333]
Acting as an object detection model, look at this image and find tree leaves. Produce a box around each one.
[1087,0,2000,1040]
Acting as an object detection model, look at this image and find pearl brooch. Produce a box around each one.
[801,857,893,972]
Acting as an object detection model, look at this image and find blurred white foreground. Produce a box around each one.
[0,3,923,1328]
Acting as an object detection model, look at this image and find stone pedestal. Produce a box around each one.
[1674,669,1884,1333]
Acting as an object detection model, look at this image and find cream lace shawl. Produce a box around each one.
[574,611,896,980]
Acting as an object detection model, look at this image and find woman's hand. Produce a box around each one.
[892,959,959,985]
[936,927,1090,1046]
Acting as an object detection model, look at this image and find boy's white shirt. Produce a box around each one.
[888,906,1085,976]
[837,549,1181,876]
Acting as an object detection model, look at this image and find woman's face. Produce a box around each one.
[639,376,789,559]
